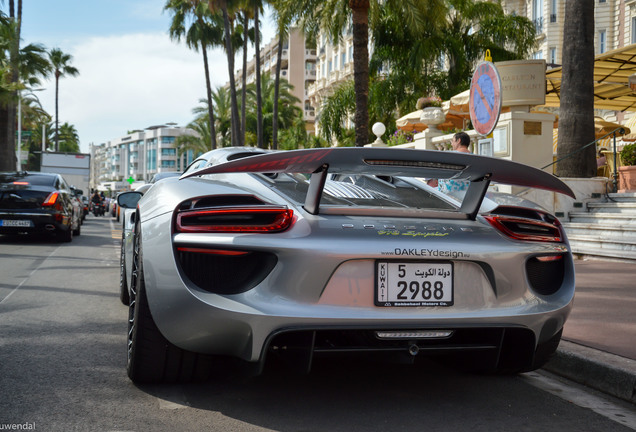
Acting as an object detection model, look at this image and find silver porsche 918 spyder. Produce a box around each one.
[117,146,575,383]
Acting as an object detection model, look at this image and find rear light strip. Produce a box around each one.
[176,247,249,256]
[42,191,60,206]
[484,214,564,243]
[175,206,294,233]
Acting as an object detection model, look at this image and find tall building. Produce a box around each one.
[235,27,317,133]
[502,0,636,67]
[89,125,196,191]
[307,24,356,138]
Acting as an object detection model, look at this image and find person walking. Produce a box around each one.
[437,132,472,199]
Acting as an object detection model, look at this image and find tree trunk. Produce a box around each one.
[0,105,15,171]
[557,0,595,177]
[254,4,264,149]
[349,0,370,147]
[55,74,60,151]
[221,5,240,147]
[201,43,218,149]
[241,12,248,147]
[273,32,283,150]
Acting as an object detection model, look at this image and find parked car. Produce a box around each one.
[70,186,87,224]
[117,183,152,305]
[0,171,81,242]
[119,147,576,383]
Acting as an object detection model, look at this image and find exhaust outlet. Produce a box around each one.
[45,224,56,231]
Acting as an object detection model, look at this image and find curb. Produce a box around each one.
[543,340,636,405]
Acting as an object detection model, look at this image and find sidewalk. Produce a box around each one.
[542,258,636,404]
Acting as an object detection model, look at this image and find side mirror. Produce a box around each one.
[117,191,143,209]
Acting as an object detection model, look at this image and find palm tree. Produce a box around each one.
[57,122,80,152]
[252,0,264,149]
[165,0,225,150]
[48,48,79,152]
[205,0,241,146]
[556,0,596,177]
[282,0,446,147]
[175,114,211,164]
[204,86,233,147]
[318,80,355,146]
[435,0,536,98]
[369,0,535,113]
[269,0,293,150]
[244,72,302,146]
[0,12,50,170]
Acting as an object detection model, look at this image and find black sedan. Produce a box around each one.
[0,171,81,242]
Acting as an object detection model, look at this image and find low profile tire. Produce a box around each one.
[119,232,129,306]
[126,219,215,383]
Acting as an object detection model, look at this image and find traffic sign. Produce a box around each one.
[469,61,502,136]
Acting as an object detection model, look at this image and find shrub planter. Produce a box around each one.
[618,165,636,192]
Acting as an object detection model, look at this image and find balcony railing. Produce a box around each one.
[533,16,544,33]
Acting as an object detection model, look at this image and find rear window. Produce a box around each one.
[261,173,457,212]
[0,173,57,187]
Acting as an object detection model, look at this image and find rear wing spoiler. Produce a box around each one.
[181,147,575,220]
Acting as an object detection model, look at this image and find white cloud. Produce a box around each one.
[38,32,231,152]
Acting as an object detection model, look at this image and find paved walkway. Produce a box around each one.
[564,258,636,361]
[544,258,636,404]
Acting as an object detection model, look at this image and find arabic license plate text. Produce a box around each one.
[0,219,32,227]
[375,261,453,307]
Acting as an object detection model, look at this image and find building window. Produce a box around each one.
[549,0,557,23]
[532,51,544,60]
[550,47,556,65]
[600,30,606,53]
[632,17,636,44]
[146,149,156,171]
[161,148,176,156]
[533,0,544,33]
[341,52,346,68]
[161,136,175,144]
[328,60,332,73]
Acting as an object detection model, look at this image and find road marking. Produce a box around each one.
[0,245,60,305]
[523,370,636,430]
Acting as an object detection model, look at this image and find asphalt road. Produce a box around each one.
[0,216,634,432]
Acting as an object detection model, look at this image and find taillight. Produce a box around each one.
[484,214,564,243]
[176,247,249,256]
[12,181,29,185]
[42,191,60,206]
[175,206,294,233]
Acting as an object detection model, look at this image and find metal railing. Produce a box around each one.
[542,127,626,193]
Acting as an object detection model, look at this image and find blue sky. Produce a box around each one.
[19,1,274,153]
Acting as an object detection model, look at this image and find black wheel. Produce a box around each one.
[59,226,72,243]
[73,221,81,236]
[119,232,129,305]
[126,218,214,383]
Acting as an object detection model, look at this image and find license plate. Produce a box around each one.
[0,219,32,227]
[375,261,453,307]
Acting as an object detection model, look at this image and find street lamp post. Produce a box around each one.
[17,91,21,171]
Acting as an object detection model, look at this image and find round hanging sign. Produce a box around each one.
[469,61,502,136]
